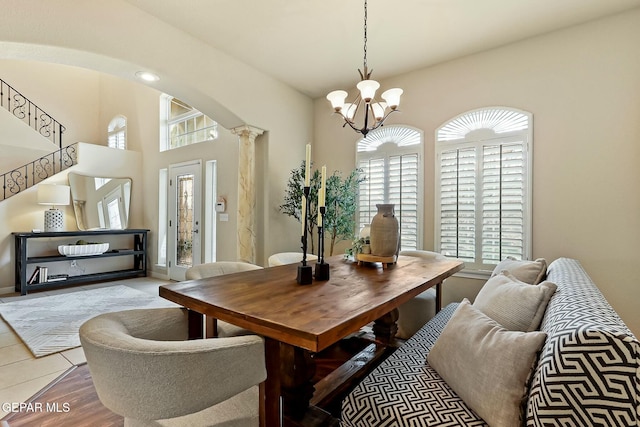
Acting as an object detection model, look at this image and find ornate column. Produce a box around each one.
[231,125,264,263]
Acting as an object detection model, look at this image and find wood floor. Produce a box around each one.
[0,337,374,427]
[1,364,122,427]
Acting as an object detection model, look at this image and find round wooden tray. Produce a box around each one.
[356,253,397,268]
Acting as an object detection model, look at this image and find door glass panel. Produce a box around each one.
[176,173,194,267]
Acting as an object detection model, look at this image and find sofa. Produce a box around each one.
[341,258,640,426]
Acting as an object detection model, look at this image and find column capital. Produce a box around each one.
[230,125,265,141]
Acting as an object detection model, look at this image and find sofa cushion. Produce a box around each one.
[428,300,546,427]
[341,303,487,427]
[474,272,557,332]
[491,257,547,284]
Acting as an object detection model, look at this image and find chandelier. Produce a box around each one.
[326,0,403,137]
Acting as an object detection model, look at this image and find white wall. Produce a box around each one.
[314,9,640,336]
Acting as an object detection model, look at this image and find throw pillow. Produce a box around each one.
[427,300,547,427]
[474,271,557,332]
[491,256,547,284]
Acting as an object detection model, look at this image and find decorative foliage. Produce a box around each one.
[324,168,365,255]
[279,162,364,255]
[279,161,321,253]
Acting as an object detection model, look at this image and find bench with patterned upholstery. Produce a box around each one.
[341,258,640,426]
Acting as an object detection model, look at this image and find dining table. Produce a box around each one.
[159,254,464,426]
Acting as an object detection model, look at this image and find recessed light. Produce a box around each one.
[135,71,160,82]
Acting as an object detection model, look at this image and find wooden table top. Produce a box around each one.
[160,255,463,352]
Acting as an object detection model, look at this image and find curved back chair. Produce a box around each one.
[396,250,447,339]
[80,307,266,427]
[185,261,263,280]
[267,252,318,267]
[185,261,263,337]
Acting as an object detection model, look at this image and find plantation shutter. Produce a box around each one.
[358,158,385,229]
[439,148,476,262]
[389,154,419,250]
[436,107,531,271]
[481,142,525,263]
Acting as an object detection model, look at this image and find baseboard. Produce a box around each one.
[0,286,15,295]
[149,271,170,281]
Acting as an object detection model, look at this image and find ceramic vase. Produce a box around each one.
[370,204,399,257]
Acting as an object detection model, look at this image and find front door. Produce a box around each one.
[168,161,202,281]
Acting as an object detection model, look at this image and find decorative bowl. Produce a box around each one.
[58,243,109,257]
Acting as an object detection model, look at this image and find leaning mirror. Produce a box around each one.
[68,173,132,230]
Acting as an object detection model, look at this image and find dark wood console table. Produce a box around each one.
[13,229,148,295]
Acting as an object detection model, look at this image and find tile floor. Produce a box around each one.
[0,277,171,419]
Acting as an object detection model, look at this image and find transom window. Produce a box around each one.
[107,115,127,149]
[435,107,532,273]
[357,126,423,251]
[160,95,218,151]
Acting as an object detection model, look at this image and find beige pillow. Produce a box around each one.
[474,271,557,332]
[427,300,546,427]
[491,257,547,284]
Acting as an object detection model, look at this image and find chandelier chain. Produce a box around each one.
[363,0,368,70]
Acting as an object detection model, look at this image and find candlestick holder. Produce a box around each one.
[315,206,330,280]
[297,186,313,285]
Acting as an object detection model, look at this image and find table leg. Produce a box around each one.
[261,338,282,427]
[436,282,443,313]
[372,308,399,344]
[187,310,203,339]
[281,343,316,421]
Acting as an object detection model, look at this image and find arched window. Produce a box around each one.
[107,115,127,149]
[435,107,532,273]
[357,125,423,251]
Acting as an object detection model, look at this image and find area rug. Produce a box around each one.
[0,285,177,358]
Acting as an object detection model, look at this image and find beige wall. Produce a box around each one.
[314,10,640,336]
[0,0,313,281]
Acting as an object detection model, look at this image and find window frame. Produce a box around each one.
[356,125,424,251]
[107,115,127,150]
[435,107,533,274]
[159,94,218,152]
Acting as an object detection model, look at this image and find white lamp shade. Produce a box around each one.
[37,184,70,206]
[356,79,380,102]
[326,90,348,111]
[381,88,403,109]
[371,102,387,121]
[343,103,357,121]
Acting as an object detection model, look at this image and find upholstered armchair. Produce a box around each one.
[267,252,318,267]
[185,261,263,279]
[396,250,448,339]
[79,307,266,427]
[185,261,263,337]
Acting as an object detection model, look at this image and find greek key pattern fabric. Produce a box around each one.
[526,258,640,426]
[341,303,487,427]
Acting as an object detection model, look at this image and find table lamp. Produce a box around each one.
[37,184,70,232]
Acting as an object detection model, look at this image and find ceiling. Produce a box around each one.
[124,0,640,98]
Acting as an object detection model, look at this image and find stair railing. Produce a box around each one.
[0,78,66,148]
[1,143,78,202]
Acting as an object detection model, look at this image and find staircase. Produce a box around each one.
[0,78,77,202]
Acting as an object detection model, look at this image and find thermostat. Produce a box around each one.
[215,197,226,213]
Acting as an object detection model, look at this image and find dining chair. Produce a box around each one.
[396,250,447,339]
[185,261,263,337]
[267,252,318,267]
[79,307,266,427]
